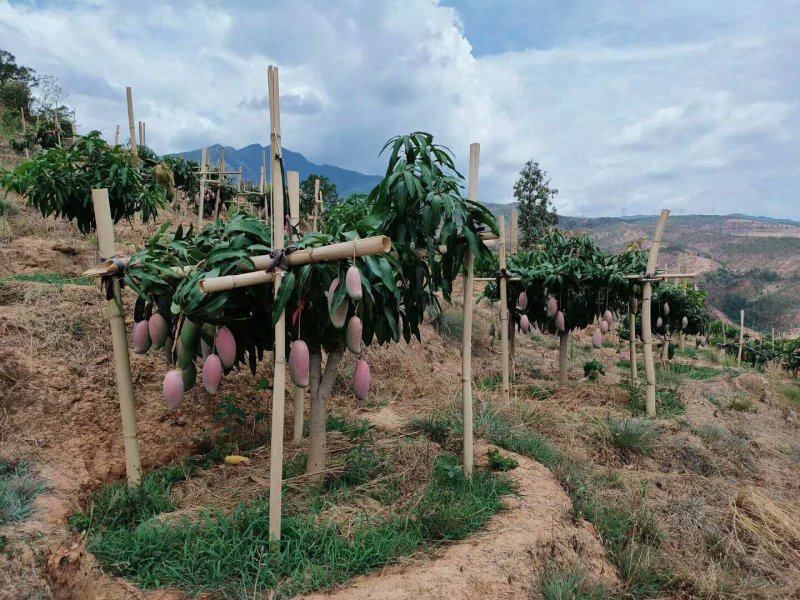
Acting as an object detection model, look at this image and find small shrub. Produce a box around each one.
[676,347,698,359]
[599,415,660,461]
[408,414,457,447]
[477,373,502,390]
[487,448,518,471]
[583,359,605,381]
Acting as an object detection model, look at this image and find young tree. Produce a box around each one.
[514,160,558,249]
[299,173,338,215]
[0,49,36,113]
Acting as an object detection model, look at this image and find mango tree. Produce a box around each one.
[125,132,498,482]
[1,131,169,233]
[650,284,709,361]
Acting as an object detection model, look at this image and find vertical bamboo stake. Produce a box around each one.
[498,216,510,400]
[197,147,207,229]
[19,107,29,158]
[287,171,300,231]
[214,148,225,218]
[261,147,268,219]
[629,296,637,383]
[286,169,304,443]
[143,121,147,146]
[738,310,744,366]
[126,86,137,154]
[54,109,61,146]
[511,207,518,254]
[643,209,670,417]
[312,178,321,232]
[138,121,143,147]
[91,189,142,486]
[114,125,120,146]
[462,143,479,478]
[268,65,287,540]
[771,327,775,345]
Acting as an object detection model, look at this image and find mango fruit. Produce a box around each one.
[163,369,184,409]
[345,265,362,301]
[202,354,223,394]
[288,340,310,388]
[353,359,370,401]
[346,316,362,355]
[215,326,237,368]
[133,320,151,354]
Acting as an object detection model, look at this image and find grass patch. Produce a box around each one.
[432,305,463,341]
[487,448,518,471]
[779,384,800,408]
[540,563,607,600]
[668,364,722,380]
[0,197,20,217]
[675,347,698,359]
[598,415,660,462]
[410,405,673,597]
[693,424,726,443]
[477,373,502,390]
[624,383,686,419]
[0,459,47,525]
[76,453,512,597]
[727,394,757,413]
[525,384,553,401]
[74,425,512,597]
[3,272,94,287]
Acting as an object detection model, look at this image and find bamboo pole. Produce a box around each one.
[771,327,775,345]
[54,109,61,146]
[629,296,637,383]
[143,122,147,146]
[91,189,142,486]
[498,215,510,400]
[511,207,518,254]
[643,209,670,417]
[197,147,207,229]
[261,147,268,220]
[288,171,300,230]
[114,125,120,146]
[462,143,479,478]
[126,87,137,154]
[285,169,304,442]
[214,148,225,218]
[738,310,744,366]
[19,107,29,158]
[312,178,321,232]
[267,65,286,541]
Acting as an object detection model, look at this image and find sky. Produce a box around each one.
[1,0,798,218]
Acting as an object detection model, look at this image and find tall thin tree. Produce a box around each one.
[514,160,558,248]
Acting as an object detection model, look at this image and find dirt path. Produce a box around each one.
[303,407,618,600]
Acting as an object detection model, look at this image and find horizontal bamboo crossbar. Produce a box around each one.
[624,273,699,280]
[84,236,391,282]
[473,276,522,282]
[199,236,392,293]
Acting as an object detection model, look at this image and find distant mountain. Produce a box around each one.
[170,144,383,198]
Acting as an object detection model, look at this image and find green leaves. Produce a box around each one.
[0,131,168,233]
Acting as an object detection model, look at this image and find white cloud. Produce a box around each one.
[0,0,797,218]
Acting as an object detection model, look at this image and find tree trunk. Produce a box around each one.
[558,332,569,387]
[661,328,670,363]
[306,347,342,483]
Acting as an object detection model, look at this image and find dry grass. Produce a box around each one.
[726,487,800,567]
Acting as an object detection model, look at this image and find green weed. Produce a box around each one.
[2,272,93,286]
[624,383,686,419]
[668,364,721,380]
[78,454,511,597]
[540,563,607,599]
[525,384,553,401]
[780,384,800,408]
[487,448,518,471]
[598,416,660,461]
[0,197,19,217]
[583,359,606,381]
[0,459,47,525]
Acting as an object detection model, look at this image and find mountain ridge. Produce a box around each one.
[170,143,382,197]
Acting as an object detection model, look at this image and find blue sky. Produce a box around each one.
[1,0,798,218]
